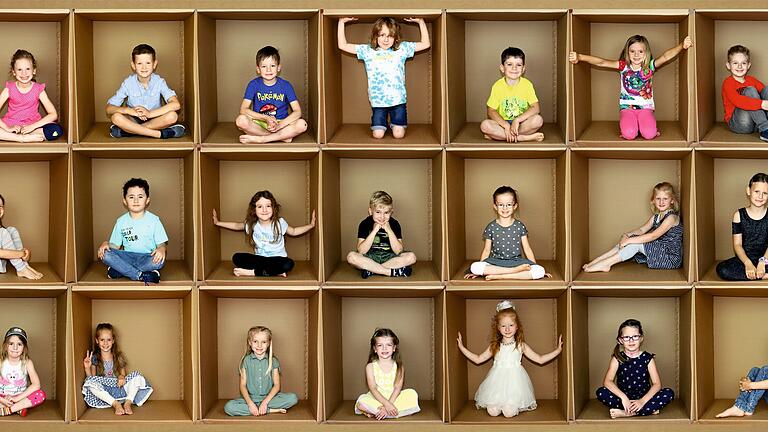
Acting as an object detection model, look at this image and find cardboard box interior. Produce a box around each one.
[695,11,768,145]
[0,288,68,422]
[199,150,320,284]
[322,288,444,422]
[445,149,567,283]
[321,11,443,145]
[570,289,692,421]
[73,11,195,144]
[0,152,69,284]
[72,149,195,283]
[570,11,691,145]
[197,288,319,422]
[445,11,568,145]
[196,10,320,145]
[70,287,193,422]
[445,289,568,423]
[570,150,692,284]
[321,150,443,284]
[0,11,70,144]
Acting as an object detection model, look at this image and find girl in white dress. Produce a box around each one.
[457,300,563,417]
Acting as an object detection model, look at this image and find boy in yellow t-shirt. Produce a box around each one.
[480,47,544,143]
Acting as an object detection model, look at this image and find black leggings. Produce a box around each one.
[716,256,766,281]
[232,253,294,277]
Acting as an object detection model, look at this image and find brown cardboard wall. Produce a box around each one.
[712,158,765,260]
[0,161,50,260]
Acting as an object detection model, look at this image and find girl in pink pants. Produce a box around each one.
[0,327,46,417]
[570,34,693,140]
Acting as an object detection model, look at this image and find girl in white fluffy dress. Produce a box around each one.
[457,300,563,417]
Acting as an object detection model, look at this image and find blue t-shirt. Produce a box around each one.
[245,218,289,258]
[243,77,298,120]
[109,211,169,254]
[355,41,416,107]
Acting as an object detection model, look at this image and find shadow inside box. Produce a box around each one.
[78,400,190,422]
[78,260,192,284]
[327,124,440,146]
[326,260,440,284]
[452,399,565,424]
[699,399,768,421]
[450,259,563,283]
[573,261,687,284]
[202,122,318,146]
[203,399,316,422]
[576,121,686,145]
[0,262,63,284]
[577,398,689,422]
[450,122,565,145]
[0,400,63,422]
[701,122,767,145]
[327,400,441,423]
[80,122,194,145]
[204,260,317,283]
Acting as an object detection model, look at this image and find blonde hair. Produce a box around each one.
[649,182,679,214]
[620,35,652,72]
[240,326,274,376]
[369,190,393,209]
[369,18,402,50]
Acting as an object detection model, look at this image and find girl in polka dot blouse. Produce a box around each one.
[596,319,674,418]
[465,186,548,280]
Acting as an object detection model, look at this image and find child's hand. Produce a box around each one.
[0,395,11,407]
[619,238,631,248]
[310,210,317,227]
[212,209,220,226]
[746,262,758,280]
[556,334,564,351]
[248,401,260,416]
[83,350,93,370]
[383,400,398,417]
[97,241,111,260]
[628,398,646,413]
[134,106,150,121]
[266,117,279,132]
[457,331,465,348]
[568,52,579,64]
[117,376,126,387]
[404,17,425,25]
[375,405,388,420]
[463,273,480,279]
[151,245,167,265]
[682,36,693,50]
[758,260,766,279]
[339,17,358,24]
[509,118,521,136]
[502,122,514,143]
[19,125,35,134]
[20,248,31,261]
[620,396,632,414]
[258,401,270,415]
[740,377,753,392]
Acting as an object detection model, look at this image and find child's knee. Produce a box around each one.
[235,114,251,130]
[401,251,417,264]
[346,251,361,265]
[470,261,487,275]
[528,114,544,128]
[620,124,638,140]
[392,126,406,139]
[742,86,760,98]
[479,119,495,134]
[110,112,126,123]
[530,264,546,279]
[372,129,385,139]
[294,119,308,133]
[639,126,658,140]
[162,111,178,124]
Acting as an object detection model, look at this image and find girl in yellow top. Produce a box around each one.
[355,328,419,420]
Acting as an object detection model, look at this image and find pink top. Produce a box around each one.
[2,81,44,126]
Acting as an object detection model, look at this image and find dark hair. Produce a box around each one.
[244,190,282,248]
[612,319,644,364]
[727,45,750,62]
[122,178,150,197]
[370,17,403,50]
[493,186,518,205]
[9,49,36,80]
[131,44,156,62]
[749,173,768,188]
[0,194,4,228]
[256,45,280,66]
[501,47,525,65]
[367,328,403,381]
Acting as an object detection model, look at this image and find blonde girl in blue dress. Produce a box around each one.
[355,328,420,420]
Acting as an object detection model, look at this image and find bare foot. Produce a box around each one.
[20,134,45,143]
[463,273,480,279]
[113,401,125,415]
[281,137,293,143]
[584,262,610,273]
[278,273,287,278]
[610,408,636,418]
[17,266,43,280]
[233,267,256,277]
[483,134,492,140]
[716,405,750,418]
[123,401,133,415]
[269,408,287,414]
[516,132,545,142]
[239,134,266,144]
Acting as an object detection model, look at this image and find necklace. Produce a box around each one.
[501,339,515,346]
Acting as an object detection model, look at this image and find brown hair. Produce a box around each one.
[244,191,282,248]
[370,17,402,50]
[727,45,750,62]
[92,323,127,376]
[489,307,525,356]
[367,328,403,381]
[9,49,36,80]
[620,35,652,72]
[649,182,680,214]
[612,319,643,364]
[1,332,29,373]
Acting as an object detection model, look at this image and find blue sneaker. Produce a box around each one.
[361,269,373,279]
[109,124,133,138]
[760,129,768,142]
[106,267,122,279]
[160,124,185,139]
[140,270,161,285]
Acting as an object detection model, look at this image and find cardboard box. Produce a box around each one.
[321,149,443,284]
[571,288,693,422]
[445,287,568,423]
[0,287,68,423]
[321,287,444,423]
[695,11,768,146]
[445,10,568,146]
[73,10,195,145]
[446,148,567,283]
[570,10,693,146]
[199,148,320,284]
[694,149,768,283]
[198,287,320,422]
[695,288,768,421]
[70,286,194,422]
[321,10,444,146]
[0,150,70,284]
[0,10,71,145]
[196,10,320,146]
[72,148,195,283]
[570,149,693,285]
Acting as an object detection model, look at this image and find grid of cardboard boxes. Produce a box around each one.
[1,7,768,426]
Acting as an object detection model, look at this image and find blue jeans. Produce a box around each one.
[728,86,768,133]
[371,103,408,130]
[734,365,768,414]
[101,249,164,281]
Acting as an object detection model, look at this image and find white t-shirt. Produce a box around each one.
[245,218,289,257]
[0,359,27,395]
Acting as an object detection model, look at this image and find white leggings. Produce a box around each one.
[618,243,645,261]
[470,261,547,280]
[84,375,146,407]
[0,227,26,273]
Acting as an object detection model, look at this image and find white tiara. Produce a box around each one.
[496,300,516,312]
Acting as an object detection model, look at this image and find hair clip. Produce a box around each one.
[496,299,515,312]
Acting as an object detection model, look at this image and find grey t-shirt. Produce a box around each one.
[483,219,528,260]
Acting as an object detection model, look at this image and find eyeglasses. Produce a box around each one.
[619,335,642,342]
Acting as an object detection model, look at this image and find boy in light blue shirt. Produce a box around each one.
[98,178,168,284]
[106,44,185,139]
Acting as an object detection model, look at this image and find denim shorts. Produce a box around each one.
[371,103,408,130]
